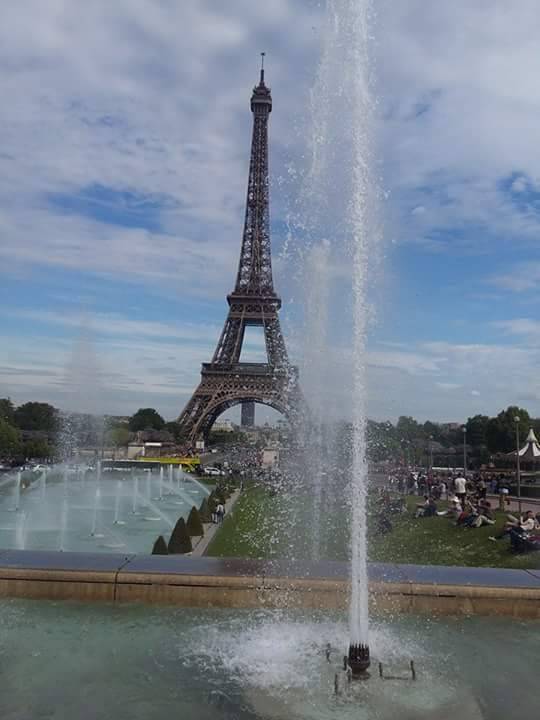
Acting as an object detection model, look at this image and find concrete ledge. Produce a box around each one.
[0,550,539,617]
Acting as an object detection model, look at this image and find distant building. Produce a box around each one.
[127,440,175,459]
[212,419,235,433]
[438,422,461,431]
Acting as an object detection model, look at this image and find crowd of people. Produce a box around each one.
[384,469,540,554]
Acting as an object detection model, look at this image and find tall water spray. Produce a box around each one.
[306,0,376,649]
[59,498,68,551]
[132,477,139,514]
[14,471,22,511]
[15,511,26,550]
[114,480,122,524]
[302,241,331,561]
[91,487,101,536]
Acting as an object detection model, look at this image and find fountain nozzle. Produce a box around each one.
[347,643,371,679]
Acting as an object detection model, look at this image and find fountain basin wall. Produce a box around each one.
[0,550,539,618]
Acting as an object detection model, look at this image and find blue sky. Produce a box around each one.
[1,0,540,422]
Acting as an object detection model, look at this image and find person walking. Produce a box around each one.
[216,502,225,524]
[454,474,467,509]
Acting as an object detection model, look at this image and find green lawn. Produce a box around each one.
[207,487,540,569]
[206,486,290,558]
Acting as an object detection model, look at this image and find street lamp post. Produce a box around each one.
[514,416,522,515]
[429,435,434,472]
[462,426,467,473]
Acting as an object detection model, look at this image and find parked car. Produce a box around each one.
[203,466,224,476]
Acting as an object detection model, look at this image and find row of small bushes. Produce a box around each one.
[151,485,234,555]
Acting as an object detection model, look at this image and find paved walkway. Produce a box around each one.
[191,489,240,557]
[487,494,540,513]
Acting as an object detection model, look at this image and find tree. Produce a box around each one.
[108,427,131,448]
[396,416,423,442]
[163,421,187,443]
[186,506,204,537]
[14,402,58,432]
[0,398,15,425]
[167,517,192,554]
[129,408,165,432]
[465,415,489,448]
[0,418,20,458]
[152,535,169,555]
[22,439,51,460]
[486,406,531,454]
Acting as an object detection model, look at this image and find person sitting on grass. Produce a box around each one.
[415,495,437,518]
[437,496,462,518]
[464,500,495,528]
[456,503,475,527]
[489,510,536,542]
[478,498,494,518]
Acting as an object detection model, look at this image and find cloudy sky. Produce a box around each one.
[1,0,540,423]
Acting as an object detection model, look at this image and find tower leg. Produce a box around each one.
[241,401,255,427]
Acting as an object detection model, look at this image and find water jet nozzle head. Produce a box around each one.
[347,643,371,678]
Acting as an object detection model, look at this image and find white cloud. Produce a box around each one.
[493,318,540,344]
[487,262,540,293]
[436,382,461,391]
[0,0,319,293]
[378,0,540,249]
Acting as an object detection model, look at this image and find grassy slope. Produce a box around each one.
[207,488,540,569]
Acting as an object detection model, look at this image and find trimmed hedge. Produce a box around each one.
[186,506,204,537]
[168,517,192,554]
[152,535,169,555]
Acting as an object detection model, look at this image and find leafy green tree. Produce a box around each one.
[396,416,423,441]
[0,398,15,425]
[163,421,183,441]
[486,406,531,454]
[14,402,58,432]
[108,427,130,447]
[129,408,165,432]
[466,415,490,448]
[422,421,446,444]
[168,518,192,554]
[22,439,51,459]
[152,535,169,555]
[366,420,400,462]
[0,418,21,457]
[186,506,204,537]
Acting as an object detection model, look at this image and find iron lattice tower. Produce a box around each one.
[178,59,301,445]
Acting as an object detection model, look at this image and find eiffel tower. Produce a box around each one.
[178,57,301,446]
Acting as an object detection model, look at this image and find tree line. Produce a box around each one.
[2,396,538,466]
[366,406,539,465]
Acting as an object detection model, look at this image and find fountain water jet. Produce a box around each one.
[146,474,152,504]
[41,469,47,502]
[114,480,123,524]
[306,0,376,671]
[14,471,22,511]
[59,498,68,551]
[15,510,26,550]
[159,466,164,500]
[90,487,102,536]
[132,477,139,514]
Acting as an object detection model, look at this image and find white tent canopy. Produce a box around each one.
[508,428,540,460]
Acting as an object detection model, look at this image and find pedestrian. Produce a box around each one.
[216,502,225,524]
[454,474,467,509]
[477,477,487,500]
